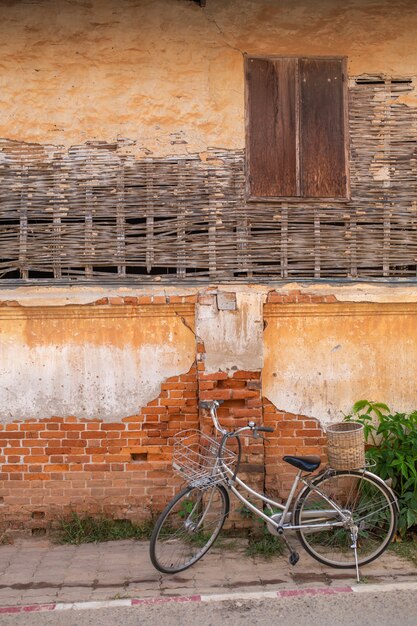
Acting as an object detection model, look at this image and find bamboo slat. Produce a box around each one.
[0,79,416,282]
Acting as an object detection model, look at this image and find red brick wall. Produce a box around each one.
[0,365,198,537]
[0,291,332,537]
[263,400,327,500]
[266,289,338,304]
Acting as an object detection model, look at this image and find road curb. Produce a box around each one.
[1,582,417,615]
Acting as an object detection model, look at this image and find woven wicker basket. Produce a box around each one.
[326,422,365,470]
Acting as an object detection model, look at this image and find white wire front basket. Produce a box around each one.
[172,429,236,487]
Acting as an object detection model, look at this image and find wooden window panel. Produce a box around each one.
[300,58,347,198]
[246,55,348,200]
[246,57,298,198]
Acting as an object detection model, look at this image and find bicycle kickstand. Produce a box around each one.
[277,527,300,566]
[351,525,360,583]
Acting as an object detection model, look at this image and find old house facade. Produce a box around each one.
[1,0,417,535]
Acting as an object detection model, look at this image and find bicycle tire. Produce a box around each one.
[294,470,397,568]
[150,484,230,574]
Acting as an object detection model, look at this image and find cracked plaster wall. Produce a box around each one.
[0,304,195,422]
[196,291,264,373]
[0,0,416,155]
[263,302,417,422]
[2,287,417,424]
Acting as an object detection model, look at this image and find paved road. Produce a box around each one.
[1,589,416,626]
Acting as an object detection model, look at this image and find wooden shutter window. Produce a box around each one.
[246,57,298,197]
[300,58,347,198]
[245,56,348,200]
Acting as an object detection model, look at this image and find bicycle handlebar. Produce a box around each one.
[199,400,222,410]
[199,400,274,436]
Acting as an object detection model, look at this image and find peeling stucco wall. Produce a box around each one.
[196,290,264,373]
[0,304,195,422]
[2,283,417,427]
[263,302,417,422]
[0,0,416,155]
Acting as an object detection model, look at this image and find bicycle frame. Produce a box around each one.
[218,461,349,533]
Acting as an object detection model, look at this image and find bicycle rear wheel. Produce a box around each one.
[294,470,397,568]
[150,484,229,574]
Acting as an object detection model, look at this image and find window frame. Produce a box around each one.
[244,54,350,203]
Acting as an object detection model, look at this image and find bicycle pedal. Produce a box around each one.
[289,551,299,566]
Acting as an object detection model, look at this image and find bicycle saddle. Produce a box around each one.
[283,455,321,472]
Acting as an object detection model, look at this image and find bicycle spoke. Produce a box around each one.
[296,472,396,568]
[150,485,228,573]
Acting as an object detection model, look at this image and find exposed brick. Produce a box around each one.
[267,292,284,303]
[200,371,229,381]
[137,296,153,304]
[24,455,48,463]
[83,430,103,439]
[44,464,70,472]
[182,295,198,303]
[66,455,90,463]
[230,389,258,400]
[178,374,197,382]
[263,399,326,498]
[142,407,163,415]
[122,416,141,423]
[19,424,45,432]
[218,378,246,389]
[4,447,29,455]
[232,370,261,380]
[231,408,262,419]
[296,429,321,437]
[200,389,232,401]
[246,399,263,411]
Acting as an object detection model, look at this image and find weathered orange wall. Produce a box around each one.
[0,0,415,155]
[264,300,417,422]
[3,285,417,424]
[0,298,195,422]
[3,287,417,535]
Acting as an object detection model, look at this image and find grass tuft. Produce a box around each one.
[245,529,285,559]
[389,538,417,567]
[57,512,154,545]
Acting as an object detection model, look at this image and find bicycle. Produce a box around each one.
[149,400,399,581]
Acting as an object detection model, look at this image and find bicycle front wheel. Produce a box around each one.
[150,484,229,574]
[294,470,397,568]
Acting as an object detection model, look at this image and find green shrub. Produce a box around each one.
[345,400,417,536]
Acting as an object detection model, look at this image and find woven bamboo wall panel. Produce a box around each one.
[0,79,416,282]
